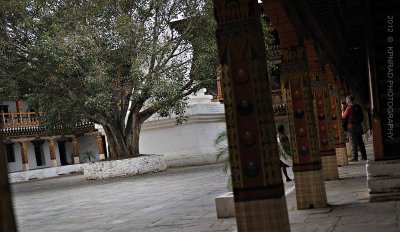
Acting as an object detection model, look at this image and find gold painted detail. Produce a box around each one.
[215,0,283,188]
[281,47,320,165]
[311,72,335,150]
[253,56,282,186]
[221,64,243,189]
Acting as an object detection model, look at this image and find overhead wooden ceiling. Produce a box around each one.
[276,0,370,103]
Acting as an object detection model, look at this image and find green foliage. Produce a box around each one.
[214,130,232,191]
[260,15,279,86]
[0,79,19,100]
[80,150,96,162]
[0,0,217,157]
[261,15,276,66]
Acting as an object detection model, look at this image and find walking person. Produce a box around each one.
[277,125,293,182]
[341,95,367,161]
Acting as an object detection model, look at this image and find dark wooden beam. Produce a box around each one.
[0,133,17,232]
[278,0,369,101]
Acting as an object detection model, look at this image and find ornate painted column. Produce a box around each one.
[97,133,105,160]
[281,47,328,209]
[0,135,17,232]
[310,71,339,180]
[263,0,327,209]
[326,65,348,166]
[304,39,338,180]
[213,0,290,230]
[49,139,57,167]
[19,142,29,171]
[72,136,80,164]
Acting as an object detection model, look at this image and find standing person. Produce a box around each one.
[277,125,293,182]
[341,95,367,161]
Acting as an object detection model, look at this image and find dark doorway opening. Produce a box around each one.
[32,140,45,166]
[5,143,15,163]
[101,135,108,159]
[0,105,9,113]
[58,140,68,165]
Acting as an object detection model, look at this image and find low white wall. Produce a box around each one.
[9,163,87,183]
[84,155,166,180]
[140,101,226,167]
[367,159,400,193]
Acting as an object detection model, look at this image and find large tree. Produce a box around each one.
[0,0,217,158]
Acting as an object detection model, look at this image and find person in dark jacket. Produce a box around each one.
[342,95,367,161]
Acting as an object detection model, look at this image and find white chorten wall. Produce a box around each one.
[140,90,226,167]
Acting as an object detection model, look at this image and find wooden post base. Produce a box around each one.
[346,142,352,158]
[51,159,57,167]
[321,155,339,180]
[336,146,349,166]
[22,163,29,171]
[294,170,327,209]
[235,196,290,232]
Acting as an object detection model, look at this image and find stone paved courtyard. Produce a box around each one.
[12,164,241,232]
[11,138,400,232]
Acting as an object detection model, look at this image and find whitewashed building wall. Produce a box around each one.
[6,135,99,173]
[140,91,226,167]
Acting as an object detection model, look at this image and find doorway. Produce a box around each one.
[58,141,68,165]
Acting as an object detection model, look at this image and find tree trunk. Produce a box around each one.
[125,115,142,156]
[132,117,142,155]
[93,104,149,159]
[101,114,144,159]
[103,124,132,159]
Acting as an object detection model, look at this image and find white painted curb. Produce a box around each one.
[84,155,167,180]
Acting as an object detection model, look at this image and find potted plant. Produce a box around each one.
[215,130,232,191]
[80,151,96,163]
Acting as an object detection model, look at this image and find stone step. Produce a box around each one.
[215,192,235,218]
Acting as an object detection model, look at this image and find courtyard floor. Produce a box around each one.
[12,162,238,232]
[11,137,400,232]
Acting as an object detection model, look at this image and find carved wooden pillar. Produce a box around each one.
[213,0,290,230]
[211,66,225,103]
[19,141,29,171]
[72,136,79,164]
[264,0,327,210]
[0,134,17,232]
[216,72,223,101]
[310,72,339,180]
[16,96,22,113]
[97,133,105,160]
[280,47,328,209]
[326,65,348,166]
[49,139,57,167]
[305,39,338,180]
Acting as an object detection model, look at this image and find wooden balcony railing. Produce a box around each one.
[1,121,96,137]
[1,112,41,128]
